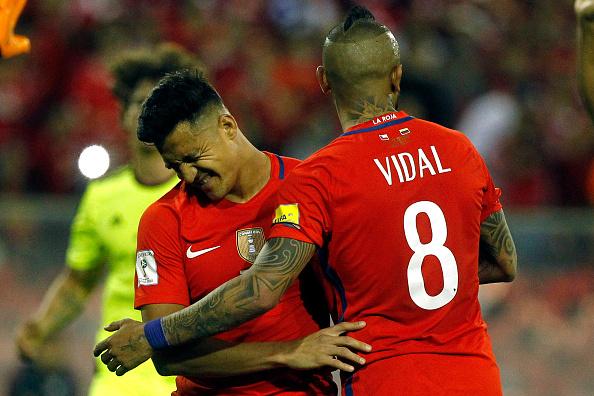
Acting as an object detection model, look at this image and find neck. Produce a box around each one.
[131,149,174,186]
[225,135,271,203]
[335,93,398,131]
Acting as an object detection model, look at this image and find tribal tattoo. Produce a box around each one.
[161,238,316,346]
[478,210,517,284]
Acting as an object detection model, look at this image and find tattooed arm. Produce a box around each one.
[161,238,315,344]
[94,238,317,375]
[478,210,517,284]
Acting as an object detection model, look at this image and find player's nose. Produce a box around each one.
[178,163,198,184]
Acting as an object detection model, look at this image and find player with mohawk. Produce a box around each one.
[96,6,517,395]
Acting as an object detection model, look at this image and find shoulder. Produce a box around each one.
[82,166,135,199]
[277,154,301,172]
[140,184,184,225]
[409,117,475,146]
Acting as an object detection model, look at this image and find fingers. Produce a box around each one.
[107,357,120,372]
[101,351,128,375]
[333,335,372,353]
[100,350,113,365]
[104,319,127,332]
[93,337,110,357]
[320,355,356,372]
[331,345,366,366]
[325,321,366,336]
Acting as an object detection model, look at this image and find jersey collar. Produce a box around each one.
[341,111,413,136]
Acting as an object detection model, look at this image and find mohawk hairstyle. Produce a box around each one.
[322,4,399,98]
[137,69,222,148]
[343,5,376,31]
[110,43,205,110]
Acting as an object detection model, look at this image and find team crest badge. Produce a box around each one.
[236,227,265,263]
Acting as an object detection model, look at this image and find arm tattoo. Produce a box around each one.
[161,238,316,346]
[479,210,518,282]
[345,95,397,125]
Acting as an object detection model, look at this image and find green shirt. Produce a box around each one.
[66,166,178,395]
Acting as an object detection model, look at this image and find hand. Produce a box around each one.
[15,320,48,363]
[576,0,594,20]
[93,318,153,376]
[282,321,371,372]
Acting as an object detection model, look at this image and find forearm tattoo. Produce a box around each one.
[479,210,517,280]
[161,238,315,346]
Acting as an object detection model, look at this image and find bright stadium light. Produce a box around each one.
[78,145,110,179]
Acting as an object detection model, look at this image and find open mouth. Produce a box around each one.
[198,174,209,186]
[196,170,216,188]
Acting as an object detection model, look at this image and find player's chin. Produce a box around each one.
[201,184,226,201]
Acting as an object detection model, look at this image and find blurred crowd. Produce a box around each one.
[485,267,594,396]
[0,0,592,204]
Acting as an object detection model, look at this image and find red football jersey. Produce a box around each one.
[269,112,503,395]
[135,152,334,396]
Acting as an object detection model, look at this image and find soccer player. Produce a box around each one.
[99,70,369,395]
[15,44,202,396]
[576,0,594,123]
[95,6,517,395]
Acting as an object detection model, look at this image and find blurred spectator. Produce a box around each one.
[0,0,592,205]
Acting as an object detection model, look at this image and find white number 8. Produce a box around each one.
[404,201,458,310]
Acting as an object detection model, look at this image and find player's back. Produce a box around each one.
[272,111,503,395]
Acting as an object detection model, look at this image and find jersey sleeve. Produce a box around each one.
[269,159,333,247]
[476,149,503,222]
[65,183,105,271]
[134,202,190,309]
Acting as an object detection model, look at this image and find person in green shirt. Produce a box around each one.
[15,43,202,396]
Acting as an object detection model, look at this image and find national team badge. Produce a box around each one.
[236,227,265,263]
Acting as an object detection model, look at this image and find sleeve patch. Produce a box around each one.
[136,250,158,286]
[273,203,300,226]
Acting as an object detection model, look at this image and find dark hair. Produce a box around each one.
[110,43,204,110]
[343,5,375,31]
[137,69,222,148]
[327,5,379,42]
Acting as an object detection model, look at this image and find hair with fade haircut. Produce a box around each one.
[110,43,205,110]
[137,69,223,148]
[323,5,400,97]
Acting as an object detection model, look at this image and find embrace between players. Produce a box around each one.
[16,1,594,395]
[92,7,519,395]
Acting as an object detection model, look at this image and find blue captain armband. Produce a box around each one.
[144,318,170,350]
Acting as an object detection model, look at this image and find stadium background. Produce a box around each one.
[0,0,593,395]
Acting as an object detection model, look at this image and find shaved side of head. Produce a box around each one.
[323,6,400,101]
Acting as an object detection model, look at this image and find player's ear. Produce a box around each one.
[218,114,237,140]
[316,65,331,95]
[390,64,403,95]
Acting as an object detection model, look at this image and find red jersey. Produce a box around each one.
[135,152,334,396]
[269,112,503,395]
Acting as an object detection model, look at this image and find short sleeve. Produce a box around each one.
[269,159,333,247]
[134,203,190,309]
[477,151,503,222]
[66,183,105,271]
